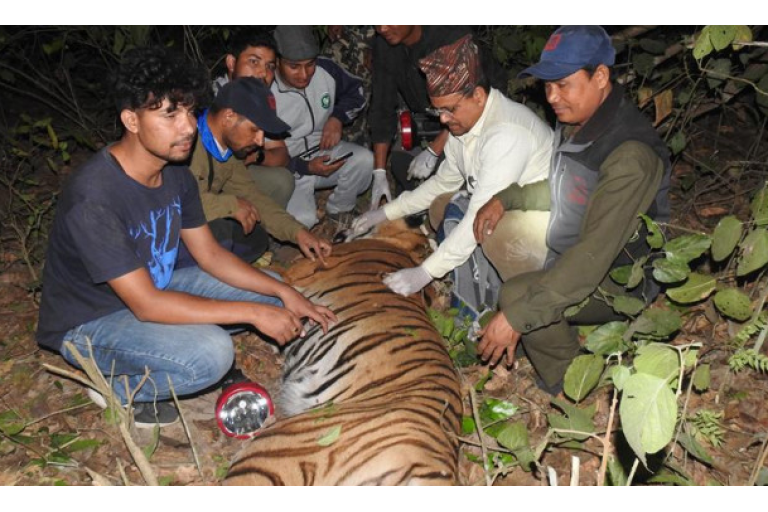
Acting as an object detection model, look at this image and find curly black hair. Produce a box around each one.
[113,47,210,113]
[228,29,277,59]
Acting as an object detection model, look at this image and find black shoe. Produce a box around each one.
[221,366,248,389]
[133,402,179,428]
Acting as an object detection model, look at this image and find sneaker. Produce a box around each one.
[87,388,178,428]
[133,402,179,428]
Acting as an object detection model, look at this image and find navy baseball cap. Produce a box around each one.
[214,77,290,134]
[518,26,615,80]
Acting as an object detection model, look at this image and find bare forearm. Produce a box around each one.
[373,142,390,169]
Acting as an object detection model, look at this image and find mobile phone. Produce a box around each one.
[326,151,354,165]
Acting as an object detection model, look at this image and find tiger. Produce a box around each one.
[224,219,463,486]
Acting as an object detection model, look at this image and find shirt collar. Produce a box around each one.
[456,87,496,144]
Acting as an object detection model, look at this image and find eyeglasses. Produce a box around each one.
[425,94,466,119]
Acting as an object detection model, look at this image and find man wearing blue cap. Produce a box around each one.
[37,50,336,427]
[474,26,671,394]
[188,77,333,265]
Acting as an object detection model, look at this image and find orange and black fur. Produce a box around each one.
[225,220,462,485]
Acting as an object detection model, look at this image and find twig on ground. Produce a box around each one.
[167,376,204,481]
[626,458,641,486]
[748,434,768,486]
[468,386,492,486]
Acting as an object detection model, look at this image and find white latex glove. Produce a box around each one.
[383,266,433,296]
[406,147,439,180]
[370,168,392,211]
[350,208,388,238]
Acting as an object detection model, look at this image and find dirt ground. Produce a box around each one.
[2,128,768,486]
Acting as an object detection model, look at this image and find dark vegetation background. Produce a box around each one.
[1,25,767,486]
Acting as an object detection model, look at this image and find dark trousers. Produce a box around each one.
[176,218,269,269]
[499,270,643,388]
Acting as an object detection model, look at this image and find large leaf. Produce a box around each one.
[678,431,714,465]
[706,58,731,89]
[610,265,632,285]
[693,27,714,60]
[610,365,631,391]
[495,421,536,470]
[620,373,678,467]
[666,273,717,304]
[732,25,753,50]
[613,296,646,317]
[663,234,712,264]
[631,308,683,338]
[652,258,690,284]
[709,25,737,51]
[713,288,753,321]
[737,229,768,276]
[585,321,629,355]
[711,215,743,261]
[563,354,605,402]
[479,398,519,425]
[547,398,596,442]
[633,344,680,382]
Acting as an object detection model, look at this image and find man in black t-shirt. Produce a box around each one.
[37,47,336,427]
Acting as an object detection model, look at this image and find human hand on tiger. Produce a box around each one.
[278,286,337,335]
[251,303,306,345]
[473,197,504,244]
[477,312,521,366]
[406,147,439,180]
[383,266,432,296]
[350,208,388,238]
[296,229,332,266]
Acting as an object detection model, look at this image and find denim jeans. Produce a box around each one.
[61,266,283,404]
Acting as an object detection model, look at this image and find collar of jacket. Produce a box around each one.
[566,82,626,146]
[198,109,232,163]
[456,87,498,144]
[273,72,309,94]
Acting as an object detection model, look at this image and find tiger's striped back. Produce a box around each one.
[225,221,462,485]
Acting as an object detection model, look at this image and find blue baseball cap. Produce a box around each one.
[518,26,615,80]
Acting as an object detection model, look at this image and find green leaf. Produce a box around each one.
[693,27,713,59]
[142,425,160,461]
[751,187,768,226]
[563,354,605,402]
[706,58,731,89]
[678,431,714,465]
[709,25,737,51]
[631,308,683,338]
[610,365,631,391]
[548,398,596,442]
[668,131,687,155]
[620,373,678,467]
[496,421,530,452]
[652,258,690,283]
[613,296,646,317]
[737,229,768,276]
[317,425,342,446]
[462,416,476,435]
[480,398,519,425]
[732,25,753,50]
[713,288,753,321]
[640,213,664,249]
[693,364,711,392]
[664,234,712,264]
[647,468,695,486]
[610,265,632,285]
[585,321,629,355]
[634,344,680,382]
[666,273,717,304]
[113,29,126,55]
[606,456,628,486]
[46,124,59,149]
[711,216,743,261]
[639,38,668,55]
[627,256,647,289]
[65,439,101,453]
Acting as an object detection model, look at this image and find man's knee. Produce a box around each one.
[249,165,295,208]
[187,327,235,389]
[482,210,549,281]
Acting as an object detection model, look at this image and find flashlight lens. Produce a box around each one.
[218,391,271,436]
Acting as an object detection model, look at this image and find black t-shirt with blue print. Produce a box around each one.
[36,147,206,350]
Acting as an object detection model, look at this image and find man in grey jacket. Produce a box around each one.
[271,26,374,228]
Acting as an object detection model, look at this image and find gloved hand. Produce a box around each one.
[383,266,433,296]
[406,147,439,180]
[370,168,392,211]
[350,208,388,238]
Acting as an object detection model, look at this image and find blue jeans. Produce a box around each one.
[61,266,283,404]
